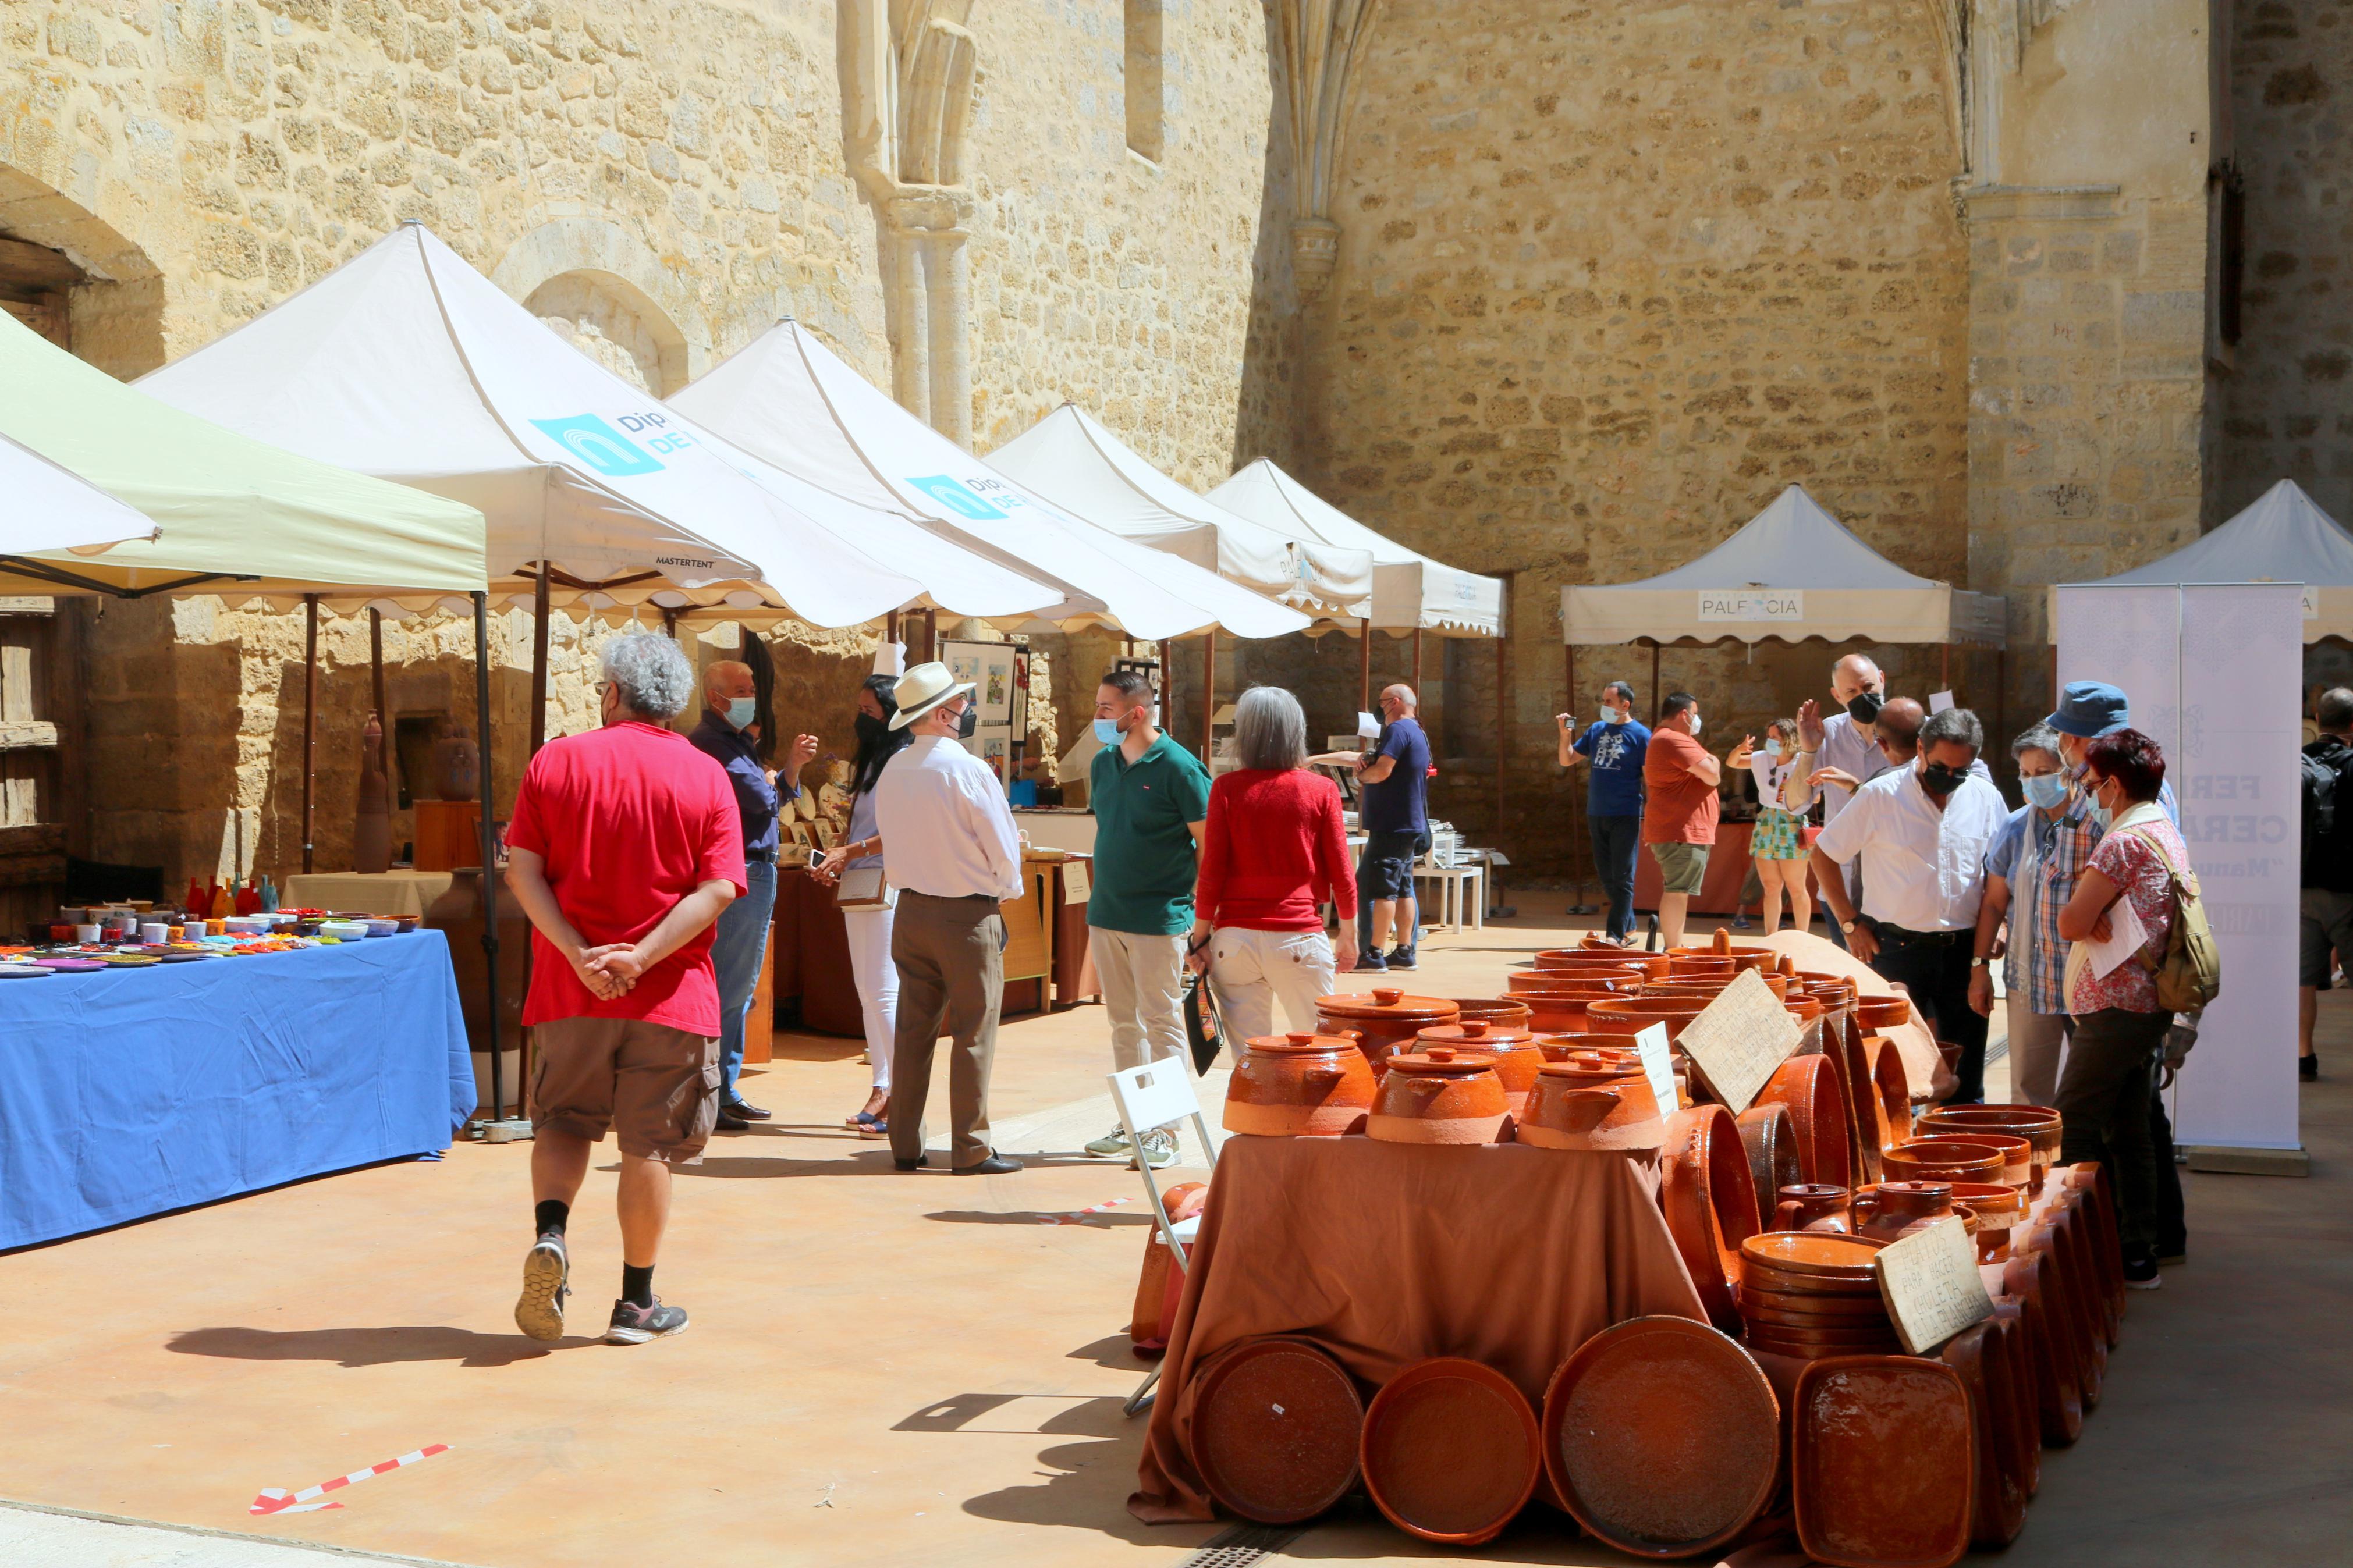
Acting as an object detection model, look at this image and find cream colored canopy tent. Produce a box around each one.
[2,427,159,560]
[0,313,484,602]
[134,223,1059,628]
[669,321,1311,641]
[1561,485,2007,648]
[987,404,1373,619]
[1207,458,1504,636]
[2059,479,2353,642]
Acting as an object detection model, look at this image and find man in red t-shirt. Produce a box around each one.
[503,633,744,1347]
[1641,691,1725,951]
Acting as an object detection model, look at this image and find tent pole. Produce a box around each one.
[1495,585,1509,864]
[1202,629,1216,761]
[1566,638,1592,916]
[473,591,506,1123]
[1360,617,1372,714]
[1650,638,1661,722]
[1158,638,1173,743]
[1413,625,1424,693]
[529,568,551,758]
[1996,646,2008,783]
[369,607,386,743]
[301,594,318,875]
[1941,641,1951,693]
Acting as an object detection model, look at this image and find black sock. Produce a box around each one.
[621,1263,654,1308]
[534,1199,569,1239]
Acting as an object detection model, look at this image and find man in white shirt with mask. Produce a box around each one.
[1786,653,1887,948]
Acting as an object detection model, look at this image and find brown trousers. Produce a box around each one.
[889,891,1005,1168]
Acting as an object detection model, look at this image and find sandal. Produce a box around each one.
[858,1118,889,1140]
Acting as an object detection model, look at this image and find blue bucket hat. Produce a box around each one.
[2046,680,2131,739]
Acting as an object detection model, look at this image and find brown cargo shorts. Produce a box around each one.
[530,1016,721,1164]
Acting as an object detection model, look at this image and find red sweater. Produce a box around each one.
[1195,768,1358,931]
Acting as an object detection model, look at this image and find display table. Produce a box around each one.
[1130,1134,1708,1523]
[282,869,456,920]
[1632,821,1820,918]
[0,931,474,1250]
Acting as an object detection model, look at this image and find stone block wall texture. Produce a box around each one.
[1283,0,1975,872]
[0,0,1286,886]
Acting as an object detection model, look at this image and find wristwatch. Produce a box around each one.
[1840,919,1859,936]
[1971,955,1992,967]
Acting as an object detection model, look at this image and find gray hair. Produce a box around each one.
[601,632,695,720]
[1233,685,1308,771]
[1921,706,1983,755]
[2012,721,2064,763]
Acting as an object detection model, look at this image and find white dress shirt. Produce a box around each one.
[1812,764,2007,932]
[1786,710,1883,827]
[873,735,1025,900]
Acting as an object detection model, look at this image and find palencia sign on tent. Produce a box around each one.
[1697,589,1804,622]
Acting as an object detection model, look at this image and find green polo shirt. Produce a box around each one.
[1087,733,1212,936]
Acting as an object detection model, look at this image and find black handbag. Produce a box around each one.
[1183,965,1225,1075]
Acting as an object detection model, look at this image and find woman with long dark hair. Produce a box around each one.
[812,673,912,1136]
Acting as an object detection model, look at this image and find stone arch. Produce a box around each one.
[488,215,713,394]
[0,162,165,377]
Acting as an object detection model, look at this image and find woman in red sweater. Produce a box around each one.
[1188,685,1359,1040]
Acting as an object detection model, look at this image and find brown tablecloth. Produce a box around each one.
[1129,1133,1709,1523]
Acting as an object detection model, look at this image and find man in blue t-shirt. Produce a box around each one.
[1557,680,1650,943]
[1352,684,1433,970]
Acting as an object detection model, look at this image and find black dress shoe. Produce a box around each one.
[894,1157,922,1172]
[715,1107,750,1132]
[956,1154,1023,1176]
[724,1098,772,1121]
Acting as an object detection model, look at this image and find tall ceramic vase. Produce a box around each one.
[353,710,393,874]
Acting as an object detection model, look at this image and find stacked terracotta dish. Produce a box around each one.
[1734,1232,1902,1359]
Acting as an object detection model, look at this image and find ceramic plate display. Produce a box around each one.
[1792,1357,1975,1568]
[1360,1358,1542,1546]
[1186,1335,1364,1526]
[1542,1315,1780,1559]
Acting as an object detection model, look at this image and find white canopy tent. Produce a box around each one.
[1208,458,1504,636]
[669,321,1311,642]
[1561,485,2006,649]
[986,404,1372,618]
[2,428,160,559]
[135,222,1058,629]
[2060,478,2353,642]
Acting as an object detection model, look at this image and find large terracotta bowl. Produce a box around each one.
[1852,995,1915,1032]
[1912,1129,2033,1192]
[1538,948,1669,981]
[1881,1137,2007,1186]
[1447,997,1535,1032]
[1223,1032,1376,1137]
[1367,1047,1508,1145]
[1584,996,1708,1041]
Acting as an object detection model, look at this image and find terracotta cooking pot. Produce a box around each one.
[1584,996,1708,1041]
[1851,1179,1955,1244]
[1795,970,1859,1004]
[1660,1105,1762,1331]
[1644,972,1794,1001]
[1417,1018,1542,1111]
[1665,955,1740,979]
[1666,929,1778,971]
[1913,1129,2033,1192]
[1447,997,1535,1033]
[1505,970,1638,996]
[1917,1105,2062,1193]
[1945,1180,2025,1261]
[1503,980,1637,1034]
[1772,1183,1852,1233]
[1367,1047,1509,1145]
[1519,1054,1666,1151]
[1533,1033,1644,1069]
[1223,1032,1377,1137]
[1853,995,1915,1032]
[1541,947,1671,981]
[1315,990,1460,1077]
[1882,1137,2007,1186]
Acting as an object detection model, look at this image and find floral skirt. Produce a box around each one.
[1752,807,1808,861]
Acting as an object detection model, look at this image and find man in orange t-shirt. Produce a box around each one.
[1642,691,1730,950]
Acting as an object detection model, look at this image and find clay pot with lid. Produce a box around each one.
[1519,1053,1667,1151]
[1416,1018,1541,1111]
[1224,1032,1378,1137]
[1315,990,1459,1077]
[1367,1047,1509,1145]
[1850,1179,1954,1244]
[1771,1183,1852,1233]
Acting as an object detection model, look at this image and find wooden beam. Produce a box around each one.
[0,236,83,292]
[0,719,60,751]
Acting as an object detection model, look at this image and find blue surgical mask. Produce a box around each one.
[2022,773,2066,811]
[1092,716,1123,745]
[1763,739,1782,759]
[2091,800,2113,831]
[726,696,757,731]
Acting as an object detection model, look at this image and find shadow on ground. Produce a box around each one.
[166,1325,585,1368]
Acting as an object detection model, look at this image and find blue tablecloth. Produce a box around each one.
[1,930,474,1251]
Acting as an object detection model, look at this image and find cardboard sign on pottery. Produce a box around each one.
[1632,1022,1678,1121]
[1873,1214,1994,1354]
[1674,968,1800,1115]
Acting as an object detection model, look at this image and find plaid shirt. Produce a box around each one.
[1987,798,2098,1014]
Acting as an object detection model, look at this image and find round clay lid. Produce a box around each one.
[1245,1030,1362,1055]
[1316,989,1459,1022]
[1417,1018,1534,1048]
[1382,1046,1498,1076]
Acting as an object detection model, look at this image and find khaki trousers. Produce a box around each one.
[2004,997,2071,1108]
[889,891,1005,1168]
[1092,927,1190,1074]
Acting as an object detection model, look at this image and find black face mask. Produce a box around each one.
[956,703,978,739]
[854,712,888,744]
[1846,691,1885,724]
[1921,761,1965,798]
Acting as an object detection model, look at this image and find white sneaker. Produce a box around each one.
[1130,1129,1177,1169]
[1084,1125,1134,1158]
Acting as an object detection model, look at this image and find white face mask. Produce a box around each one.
[1687,714,1703,738]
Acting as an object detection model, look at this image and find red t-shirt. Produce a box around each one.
[504,721,747,1036]
[1194,768,1358,931]
[1641,727,1720,845]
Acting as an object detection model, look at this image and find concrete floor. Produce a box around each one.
[2,895,2345,1567]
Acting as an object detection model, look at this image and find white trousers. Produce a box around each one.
[1209,926,1335,1043]
[1094,928,1190,1073]
[845,904,900,1092]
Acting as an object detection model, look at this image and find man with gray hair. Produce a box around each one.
[689,656,818,1129]
[1787,653,1888,948]
[1811,705,2007,1103]
[505,632,745,1345]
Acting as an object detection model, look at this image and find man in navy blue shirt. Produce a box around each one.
[1352,684,1433,970]
[1557,680,1650,944]
[688,659,816,1128]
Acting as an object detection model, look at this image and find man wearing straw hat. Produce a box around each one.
[874,660,1027,1176]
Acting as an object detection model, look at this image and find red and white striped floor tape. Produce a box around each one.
[250,1443,450,1515]
[1040,1197,1130,1225]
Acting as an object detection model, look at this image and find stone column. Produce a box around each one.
[910,193,975,449]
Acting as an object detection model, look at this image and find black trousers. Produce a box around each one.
[1868,925,1988,1103]
[1589,813,1640,941]
[2150,1078,2187,1259]
[2056,1007,2170,1259]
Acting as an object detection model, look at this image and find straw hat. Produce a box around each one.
[889,660,976,730]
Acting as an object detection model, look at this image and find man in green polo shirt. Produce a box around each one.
[1081,669,1211,1169]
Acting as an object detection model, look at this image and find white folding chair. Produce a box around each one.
[1107,1058,1220,1417]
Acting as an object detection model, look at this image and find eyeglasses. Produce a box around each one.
[594,680,614,696]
